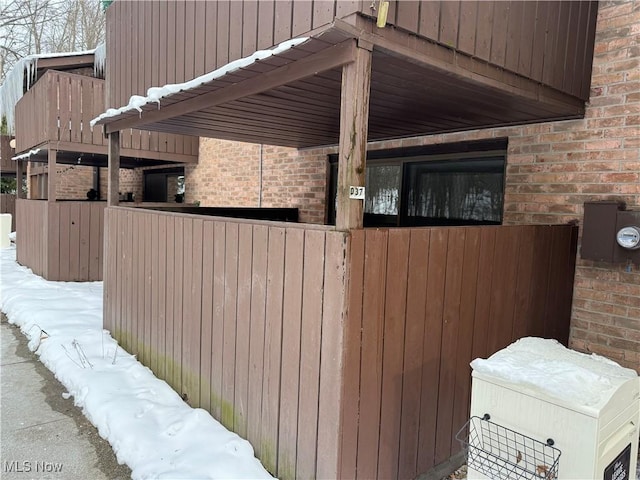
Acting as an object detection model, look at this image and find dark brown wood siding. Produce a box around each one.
[0,194,16,231]
[339,224,578,479]
[15,199,105,281]
[107,0,595,108]
[103,207,347,479]
[102,207,578,479]
[1,135,18,174]
[14,70,198,160]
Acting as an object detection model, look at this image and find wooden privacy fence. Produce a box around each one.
[14,70,198,157]
[1,194,16,231]
[103,207,348,479]
[103,207,578,480]
[339,225,577,480]
[16,199,105,281]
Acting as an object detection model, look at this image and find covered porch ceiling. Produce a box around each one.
[94,18,585,149]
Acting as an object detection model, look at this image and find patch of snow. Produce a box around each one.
[0,246,273,480]
[12,148,41,161]
[8,231,16,242]
[471,337,638,409]
[91,37,309,127]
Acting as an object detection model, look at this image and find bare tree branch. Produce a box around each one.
[0,0,105,82]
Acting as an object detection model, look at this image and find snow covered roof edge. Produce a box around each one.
[91,37,309,128]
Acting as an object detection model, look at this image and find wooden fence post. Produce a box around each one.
[336,42,372,231]
[108,131,120,206]
[16,161,24,199]
[47,149,56,202]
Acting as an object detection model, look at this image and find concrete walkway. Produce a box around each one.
[1,315,131,480]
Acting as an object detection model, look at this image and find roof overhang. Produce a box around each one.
[93,17,586,149]
[12,145,184,169]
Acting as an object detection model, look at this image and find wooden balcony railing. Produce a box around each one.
[15,70,198,160]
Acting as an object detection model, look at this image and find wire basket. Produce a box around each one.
[456,414,561,480]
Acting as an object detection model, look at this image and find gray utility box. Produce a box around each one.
[582,201,640,264]
[462,337,639,480]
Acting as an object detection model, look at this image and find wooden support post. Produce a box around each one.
[16,160,24,199]
[336,43,372,231]
[108,131,120,206]
[47,149,57,202]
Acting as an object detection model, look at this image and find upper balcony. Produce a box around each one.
[104,0,598,147]
[14,69,198,167]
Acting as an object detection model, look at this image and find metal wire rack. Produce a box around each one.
[456,414,561,480]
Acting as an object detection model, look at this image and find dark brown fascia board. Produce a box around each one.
[103,39,357,134]
[332,16,584,115]
[15,140,197,165]
[35,53,95,72]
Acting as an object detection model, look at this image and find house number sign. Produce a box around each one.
[349,186,365,200]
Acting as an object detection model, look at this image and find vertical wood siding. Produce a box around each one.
[0,194,17,231]
[1,135,18,174]
[340,225,578,479]
[16,199,48,277]
[14,70,198,157]
[107,0,595,109]
[104,208,578,479]
[103,207,348,479]
[15,199,105,281]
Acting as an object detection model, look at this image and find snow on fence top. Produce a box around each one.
[0,49,97,135]
[90,37,309,128]
[471,337,638,410]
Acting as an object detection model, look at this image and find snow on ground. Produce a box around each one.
[0,245,273,480]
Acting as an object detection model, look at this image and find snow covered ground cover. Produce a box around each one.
[0,245,272,480]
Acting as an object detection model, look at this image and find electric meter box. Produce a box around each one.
[462,338,640,480]
[0,214,11,248]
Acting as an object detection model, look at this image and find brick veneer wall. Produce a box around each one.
[186,139,327,224]
[190,0,639,370]
[25,163,192,203]
[26,163,144,202]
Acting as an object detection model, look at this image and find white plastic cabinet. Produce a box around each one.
[462,338,640,480]
[0,214,11,248]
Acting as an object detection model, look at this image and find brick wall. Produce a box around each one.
[190,0,639,370]
[187,139,327,224]
[27,163,144,202]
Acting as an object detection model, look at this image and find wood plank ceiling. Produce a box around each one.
[95,27,586,149]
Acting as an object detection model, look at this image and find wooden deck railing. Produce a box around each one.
[0,194,17,231]
[103,207,578,480]
[16,199,106,281]
[108,1,596,108]
[14,70,198,159]
[1,135,17,173]
[339,225,577,480]
[103,207,347,479]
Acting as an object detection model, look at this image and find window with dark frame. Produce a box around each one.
[327,139,507,227]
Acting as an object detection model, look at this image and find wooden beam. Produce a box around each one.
[47,149,56,202]
[16,161,24,199]
[336,46,372,231]
[108,132,120,206]
[333,17,584,112]
[104,40,357,134]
